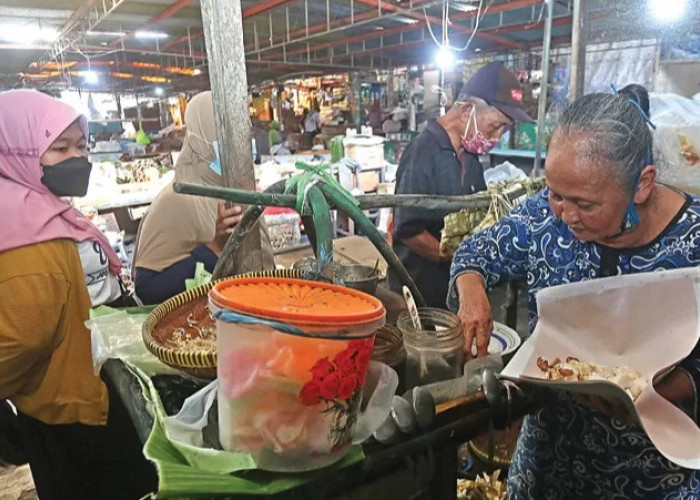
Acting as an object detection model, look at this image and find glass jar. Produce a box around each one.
[397,308,464,389]
[372,325,407,394]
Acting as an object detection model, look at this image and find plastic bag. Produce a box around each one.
[164,380,218,448]
[483,162,528,186]
[352,361,399,443]
[163,361,398,454]
[650,93,700,189]
[135,123,151,145]
[185,262,212,291]
[87,309,176,376]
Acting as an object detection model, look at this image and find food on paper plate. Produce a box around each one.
[535,356,648,401]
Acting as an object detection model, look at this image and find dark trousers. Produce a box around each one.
[16,372,158,500]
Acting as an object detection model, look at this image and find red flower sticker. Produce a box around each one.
[297,337,376,450]
[299,337,375,406]
[319,371,342,399]
[299,380,322,406]
[311,358,334,379]
[337,374,360,400]
[333,349,355,374]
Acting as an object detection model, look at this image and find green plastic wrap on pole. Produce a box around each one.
[305,186,334,273]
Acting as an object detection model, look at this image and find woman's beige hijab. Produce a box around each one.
[134,91,274,273]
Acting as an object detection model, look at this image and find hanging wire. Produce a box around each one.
[424,0,490,52]
[423,0,491,110]
[451,0,488,52]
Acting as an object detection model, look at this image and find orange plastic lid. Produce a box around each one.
[210,277,386,327]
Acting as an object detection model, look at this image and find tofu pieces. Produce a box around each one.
[535,356,647,401]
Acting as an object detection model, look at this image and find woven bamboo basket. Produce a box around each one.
[142,268,304,379]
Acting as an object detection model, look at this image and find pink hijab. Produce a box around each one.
[0,90,121,274]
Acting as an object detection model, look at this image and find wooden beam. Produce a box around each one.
[200,0,264,277]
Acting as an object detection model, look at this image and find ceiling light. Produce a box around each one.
[83,71,99,84]
[135,31,169,39]
[375,26,384,31]
[475,47,482,52]
[449,4,477,13]
[86,30,126,37]
[435,47,454,69]
[0,24,58,44]
[155,87,164,96]
[649,0,686,22]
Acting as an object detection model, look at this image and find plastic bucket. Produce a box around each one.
[209,277,386,472]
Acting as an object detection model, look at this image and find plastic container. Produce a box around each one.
[397,308,464,389]
[343,135,385,169]
[209,277,385,472]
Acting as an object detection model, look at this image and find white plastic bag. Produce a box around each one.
[87,310,176,376]
[483,162,528,186]
[650,93,700,190]
[164,380,218,448]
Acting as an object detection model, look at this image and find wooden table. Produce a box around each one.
[274,235,388,276]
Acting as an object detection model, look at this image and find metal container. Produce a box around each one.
[342,264,379,295]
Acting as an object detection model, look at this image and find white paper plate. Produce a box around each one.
[471,321,522,357]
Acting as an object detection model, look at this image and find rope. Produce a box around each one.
[213,310,306,335]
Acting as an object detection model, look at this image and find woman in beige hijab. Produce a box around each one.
[133,91,274,304]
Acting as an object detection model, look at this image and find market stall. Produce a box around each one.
[7,0,700,498]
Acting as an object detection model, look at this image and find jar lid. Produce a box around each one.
[210,277,385,328]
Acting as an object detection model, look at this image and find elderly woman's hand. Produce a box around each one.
[455,273,493,359]
[207,202,243,257]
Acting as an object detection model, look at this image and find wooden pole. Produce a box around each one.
[200,0,265,277]
[174,182,530,212]
[568,0,585,101]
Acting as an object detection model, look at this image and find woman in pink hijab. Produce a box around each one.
[0,90,156,499]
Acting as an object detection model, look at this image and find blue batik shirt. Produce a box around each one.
[448,189,700,500]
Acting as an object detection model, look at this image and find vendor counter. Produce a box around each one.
[103,357,534,500]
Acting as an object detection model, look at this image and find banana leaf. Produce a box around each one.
[127,365,365,498]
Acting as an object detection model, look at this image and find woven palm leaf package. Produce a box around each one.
[439,178,546,259]
[501,268,700,469]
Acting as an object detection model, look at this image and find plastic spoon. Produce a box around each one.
[402,286,423,330]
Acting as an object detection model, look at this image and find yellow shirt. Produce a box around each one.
[0,239,108,425]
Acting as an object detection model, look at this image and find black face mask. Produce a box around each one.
[41,156,92,197]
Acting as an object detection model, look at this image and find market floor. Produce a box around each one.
[0,465,37,500]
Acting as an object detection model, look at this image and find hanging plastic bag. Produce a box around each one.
[135,123,151,146]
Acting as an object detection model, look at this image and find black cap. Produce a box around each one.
[457,61,534,123]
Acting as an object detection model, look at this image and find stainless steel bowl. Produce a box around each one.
[342,264,379,295]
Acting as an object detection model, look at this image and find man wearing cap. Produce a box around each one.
[389,61,532,308]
